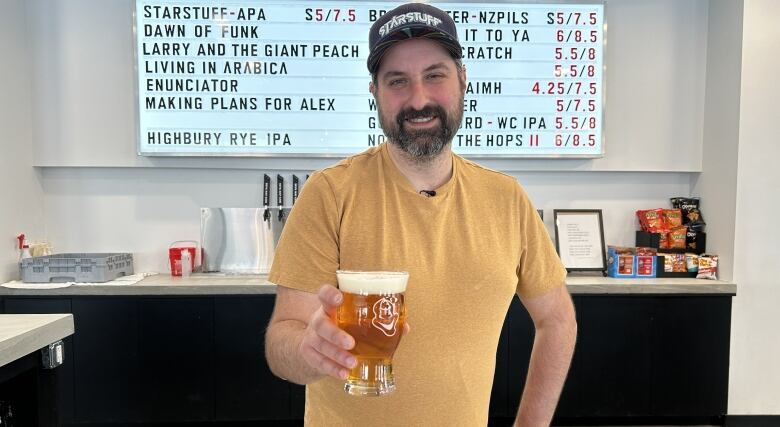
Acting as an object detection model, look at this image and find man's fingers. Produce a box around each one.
[311,311,354,349]
[313,338,357,369]
[317,284,343,317]
[301,343,350,380]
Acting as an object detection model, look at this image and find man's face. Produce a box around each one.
[370,38,466,161]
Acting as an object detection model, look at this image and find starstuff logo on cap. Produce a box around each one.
[378,12,443,37]
[367,2,462,73]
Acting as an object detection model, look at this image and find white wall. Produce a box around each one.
[728,0,780,414]
[0,0,44,282]
[40,168,691,272]
[27,0,708,172]
[692,0,743,282]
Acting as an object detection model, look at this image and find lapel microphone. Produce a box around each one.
[419,190,436,197]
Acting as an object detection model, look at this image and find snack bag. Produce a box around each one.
[667,226,688,250]
[663,209,683,228]
[671,253,687,272]
[697,255,719,280]
[636,247,658,256]
[637,209,666,233]
[686,228,699,252]
[659,232,671,249]
[671,197,706,229]
[659,253,674,272]
[686,253,699,273]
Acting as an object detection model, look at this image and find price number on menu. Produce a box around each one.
[531,82,597,95]
[304,8,356,22]
[547,11,599,25]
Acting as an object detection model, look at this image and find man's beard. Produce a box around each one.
[377,95,464,163]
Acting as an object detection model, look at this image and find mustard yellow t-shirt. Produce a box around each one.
[269,143,566,426]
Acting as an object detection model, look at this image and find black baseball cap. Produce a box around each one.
[367,2,463,74]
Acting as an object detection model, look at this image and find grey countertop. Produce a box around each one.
[0,273,736,296]
[565,276,736,295]
[0,313,75,368]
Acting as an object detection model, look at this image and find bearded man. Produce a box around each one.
[265,3,577,426]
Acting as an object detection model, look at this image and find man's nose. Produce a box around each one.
[407,80,431,110]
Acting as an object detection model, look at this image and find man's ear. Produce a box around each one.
[369,81,376,97]
[459,65,468,91]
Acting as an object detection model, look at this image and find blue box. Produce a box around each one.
[607,246,636,278]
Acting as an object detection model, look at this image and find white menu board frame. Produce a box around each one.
[133,0,607,158]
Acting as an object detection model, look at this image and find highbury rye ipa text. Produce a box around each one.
[336,270,408,396]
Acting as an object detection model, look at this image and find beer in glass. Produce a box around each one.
[336,270,408,396]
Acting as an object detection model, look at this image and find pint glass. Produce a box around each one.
[336,270,408,396]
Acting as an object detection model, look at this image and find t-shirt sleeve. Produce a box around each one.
[515,185,568,299]
[268,171,340,293]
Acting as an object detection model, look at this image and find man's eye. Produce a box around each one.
[388,79,405,86]
[427,74,445,80]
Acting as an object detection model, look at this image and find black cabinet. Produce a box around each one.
[214,296,291,421]
[1,294,292,425]
[138,298,215,422]
[3,298,75,426]
[503,298,535,417]
[71,298,139,423]
[650,296,731,416]
[570,297,654,417]
[488,309,512,418]
[491,295,732,422]
[70,298,216,424]
[290,384,305,418]
[0,292,731,425]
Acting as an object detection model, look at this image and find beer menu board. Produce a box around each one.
[135,1,605,157]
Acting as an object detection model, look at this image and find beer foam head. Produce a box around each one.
[336,270,408,294]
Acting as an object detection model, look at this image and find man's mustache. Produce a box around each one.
[396,105,448,126]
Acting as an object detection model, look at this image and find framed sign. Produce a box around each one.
[134,1,605,157]
[553,209,606,273]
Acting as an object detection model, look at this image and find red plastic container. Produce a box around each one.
[169,241,197,276]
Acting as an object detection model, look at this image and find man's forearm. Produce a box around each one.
[514,317,577,427]
[265,319,326,385]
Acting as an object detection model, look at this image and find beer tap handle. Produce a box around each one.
[263,174,271,227]
[292,175,300,206]
[277,174,285,222]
